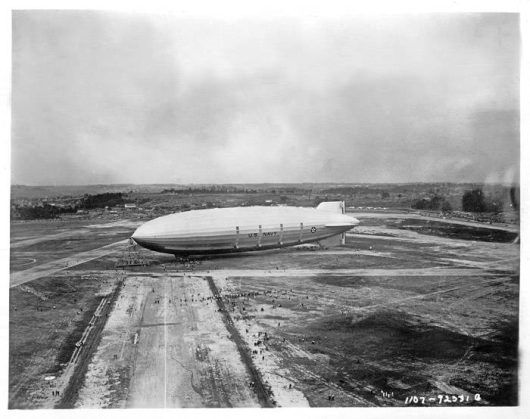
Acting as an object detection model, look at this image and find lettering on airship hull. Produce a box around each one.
[248,231,279,237]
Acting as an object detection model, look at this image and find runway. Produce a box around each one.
[75,274,263,408]
[10,239,129,288]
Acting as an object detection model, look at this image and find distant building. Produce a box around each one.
[124,204,137,209]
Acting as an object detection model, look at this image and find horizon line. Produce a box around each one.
[11,181,520,188]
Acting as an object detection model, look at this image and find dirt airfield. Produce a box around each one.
[9,212,519,408]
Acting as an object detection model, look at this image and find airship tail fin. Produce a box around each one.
[316,201,345,214]
[316,201,347,246]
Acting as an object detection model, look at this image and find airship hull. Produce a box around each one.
[132,204,358,255]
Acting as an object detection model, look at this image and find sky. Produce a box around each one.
[11,11,520,185]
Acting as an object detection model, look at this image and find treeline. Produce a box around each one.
[321,186,403,195]
[161,186,258,194]
[412,194,453,212]
[78,192,125,209]
[12,192,127,220]
[462,189,506,213]
[412,187,517,213]
[13,203,77,220]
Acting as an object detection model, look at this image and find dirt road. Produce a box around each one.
[75,274,261,408]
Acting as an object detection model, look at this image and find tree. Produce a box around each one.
[430,194,444,209]
[441,201,453,212]
[412,194,451,211]
[412,198,429,210]
[462,189,486,212]
[381,191,390,199]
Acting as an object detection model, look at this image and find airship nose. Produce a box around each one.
[131,226,145,240]
[131,232,146,247]
[131,220,157,245]
[131,222,165,253]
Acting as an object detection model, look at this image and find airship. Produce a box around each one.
[131,201,359,256]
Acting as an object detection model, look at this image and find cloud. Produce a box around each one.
[11,12,519,185]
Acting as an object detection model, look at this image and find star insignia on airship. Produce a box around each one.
[311,227,317,233]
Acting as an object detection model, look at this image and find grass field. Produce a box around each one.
[9,209,519,408]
